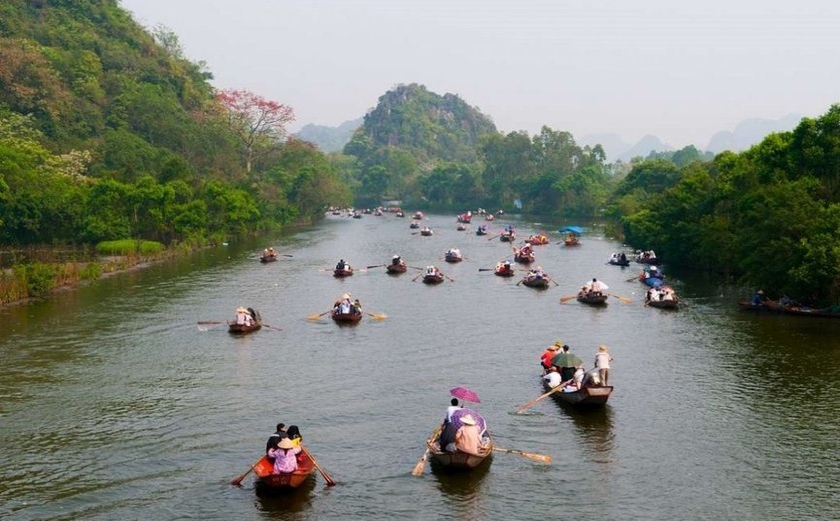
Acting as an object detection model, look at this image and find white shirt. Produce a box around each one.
[543,372,562,388]
[595,352,611,369]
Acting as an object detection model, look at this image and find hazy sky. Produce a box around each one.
[119,0,840,148]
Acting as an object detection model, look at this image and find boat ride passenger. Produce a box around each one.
[352,299,363,314]
[453,415,483,455]
[268,438,301,474]
[540,343,559,371]
[594,345,614,387]
[336,259,347,270]
[391,255,402,266]
[235,306,253,326]
[266,423,288,456]
[286,425,303,448]
[543,366,562,388]
[751,289,768,306]
[444,398,461,424]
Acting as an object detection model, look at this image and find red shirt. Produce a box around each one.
[541,349,556,367]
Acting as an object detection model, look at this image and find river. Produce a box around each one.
[1,212,838,521]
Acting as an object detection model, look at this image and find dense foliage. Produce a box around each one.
[341,83,612,218]
[0,0,349,249]
[613,105,840,305]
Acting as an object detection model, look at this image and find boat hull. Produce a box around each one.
[228,322,262,334]
[577,294,608,305]
[386,263,408,274]
[521,277,550,288]
[423,274,445,284]
[333,268,354,278]
[331,311,362,323]
[253,453,316,495]
[544,381,613,409]
[260,256,277,263]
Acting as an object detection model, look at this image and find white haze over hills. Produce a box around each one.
[296,113,803,162]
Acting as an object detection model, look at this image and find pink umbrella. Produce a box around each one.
[450,386,481,403]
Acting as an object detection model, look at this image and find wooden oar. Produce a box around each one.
[515,378,573,413]
[307,310,332,320]
[486,232,500,241]
[442,272,455,282]
[493,447,552,464]
[610,293,633,303]
[550,278,559,287]
[411,427,442,476]
[366,312,387,320]
[301,445,336,487]
[559,295,578,304]
[478,268,496,272]
[230,456,262,486]
[280,254,294,257]
[262,323,283,331]
[412,273,423,282]
[197,320,225,325]
[366,264,385,269]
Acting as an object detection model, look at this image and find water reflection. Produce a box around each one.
[433,462,490,521]
[554,403,616,462]
[253,476,316,516]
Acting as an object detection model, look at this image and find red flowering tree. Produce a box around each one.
[215,89,295,173]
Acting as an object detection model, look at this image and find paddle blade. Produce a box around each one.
[411,450,429,476]
[560,295,577,303]
[367,312,388,320]
[307,310,330,320]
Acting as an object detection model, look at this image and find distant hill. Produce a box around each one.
[295,117,362,153]
[617,135,672,162]
[344,83,497,167]
[580,114,802,163]
[705,114,801,153]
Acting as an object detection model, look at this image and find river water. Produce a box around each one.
[1,213,838,521]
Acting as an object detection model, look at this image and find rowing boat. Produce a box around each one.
[542,379,613,409]
[253,451,316,495]
[576,293,608,306]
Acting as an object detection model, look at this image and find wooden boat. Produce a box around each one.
[521,274,550,288]
[527,234,550,245]
[646,285,679,309]
[456,224,467,231]
[500,231,515,242]
[737,300,840,318]
[427,413,493,472]
[476,225,489,236]
[513,249,535,264]
[607,253,631,266]
[484,214,494,221]
[457,212,472,224]
[444,250,463,263]
[423,272,445,284]
[253,451,316,495]
[577,292,608,305]
[352,212,362,219]
[420,227,433,237]
[647,297,679,309]
[260,254,277,263]
[559,226,583,246]
[229,308,262,334]
[409,220,420,229]
[333,267,354,278]
[494,263,515,277]
[413,211,425,220]
[635,251,661,265]
[386,262,408,274]
[542,379,613,409]
[396,211,405,217]
[639,268,664,287]
[228,321,262,334]
[331,309,363,323]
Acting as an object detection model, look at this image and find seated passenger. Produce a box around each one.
[268,438,301,474]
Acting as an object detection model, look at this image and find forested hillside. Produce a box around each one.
[0,0,349,249]
[610,105,840,305]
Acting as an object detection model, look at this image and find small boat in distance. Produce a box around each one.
[229,307,262,334]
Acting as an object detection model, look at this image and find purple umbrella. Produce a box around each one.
[450,386,481,403]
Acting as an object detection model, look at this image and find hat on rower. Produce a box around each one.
[461,415,477,426]
[553,340,563,348]
[547,345,558,351]
[342,293,351,300]
[278,438,295,449]
[598,345,608,352]
[237,306,247,313]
